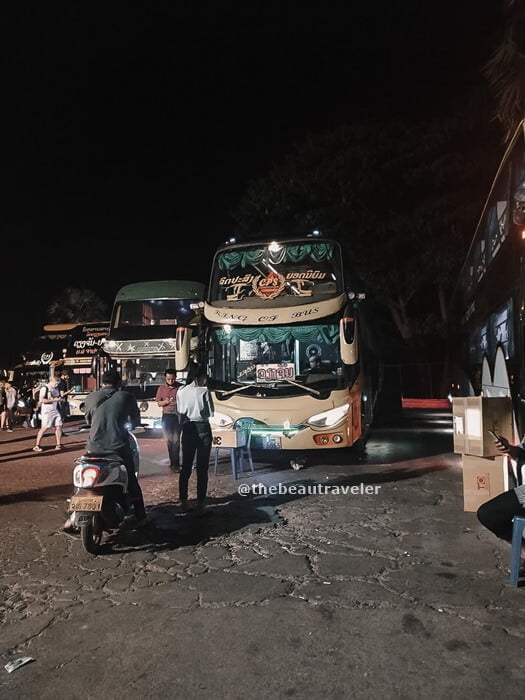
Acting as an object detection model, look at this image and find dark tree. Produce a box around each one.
[46,288,109,323]
[233,101,500,355]
[484,0,525,140]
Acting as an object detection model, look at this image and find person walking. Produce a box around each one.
[3,380,18,432]
[155,368,182,471]
[32,374,64,451]
[176,365,214,515]
[56,369,73,423]
[29,380,43,428]
[0,379,7,430]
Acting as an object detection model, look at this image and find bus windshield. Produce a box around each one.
[209,241,344,308]
[114,299,199,328]
[208,323,351,396]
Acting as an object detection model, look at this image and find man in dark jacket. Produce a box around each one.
[83,369,148,525]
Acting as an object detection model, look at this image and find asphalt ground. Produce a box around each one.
[1,411,525,699]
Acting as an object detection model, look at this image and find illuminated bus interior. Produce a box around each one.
[208,322,359,398]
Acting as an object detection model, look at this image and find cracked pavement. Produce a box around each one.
[1,411,525,699]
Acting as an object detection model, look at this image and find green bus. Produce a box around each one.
[102,280,206,429]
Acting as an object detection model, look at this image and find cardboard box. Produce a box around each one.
[461,453,511,512]
[452,396,514,456]
[211,429,247,449]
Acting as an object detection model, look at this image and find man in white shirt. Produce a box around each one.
[176,366,214,514]
[32,375,63,452]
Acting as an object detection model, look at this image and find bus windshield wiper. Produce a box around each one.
[281,378,321,396]
[219,383,259,397]
[218,378,320,398]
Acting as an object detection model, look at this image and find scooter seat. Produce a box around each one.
[76,452,122,463]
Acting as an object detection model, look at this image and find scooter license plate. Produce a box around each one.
[69,495,103,512]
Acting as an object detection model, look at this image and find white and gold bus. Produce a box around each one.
[102,280,206,429]
[204,233,381,454]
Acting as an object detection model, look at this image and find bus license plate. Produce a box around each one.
[69,495,103,512]
[264,436,282,449]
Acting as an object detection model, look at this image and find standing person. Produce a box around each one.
[155,369,182,471]
[0,379,7,430]
[29,380,43,428]
[176,366,214,514]
[477,433,525,543]
[56,369,73,424]
[3,380,18,432]
[32,375,63,451]
[83,369,148,526]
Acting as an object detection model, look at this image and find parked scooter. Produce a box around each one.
[67,431,140,555]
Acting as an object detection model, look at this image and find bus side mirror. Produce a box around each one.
[340,316,358,365]
[175,327,191,371]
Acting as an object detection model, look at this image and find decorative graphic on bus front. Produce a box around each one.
[252,272,286,299]
[220,269,326,301]
[237,364,257,380]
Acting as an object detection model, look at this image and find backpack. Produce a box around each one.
[36,386,49,411]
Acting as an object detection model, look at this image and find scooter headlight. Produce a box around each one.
[81,466,101,487]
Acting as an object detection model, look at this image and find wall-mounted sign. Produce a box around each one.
[71,324,109,356]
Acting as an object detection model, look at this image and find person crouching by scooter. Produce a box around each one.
[64,369,149,531]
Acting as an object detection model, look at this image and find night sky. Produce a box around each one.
[3,1,502,366]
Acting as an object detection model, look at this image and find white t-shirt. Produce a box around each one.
[176,383,214,422]
[39,383,60,417]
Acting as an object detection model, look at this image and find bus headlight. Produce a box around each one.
[210,411,234,428]
[307,404,349,428]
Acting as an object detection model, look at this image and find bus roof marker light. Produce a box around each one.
[521,229,525,240]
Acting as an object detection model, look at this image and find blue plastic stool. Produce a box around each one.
[213,419,255,480]
[509,515,525,587]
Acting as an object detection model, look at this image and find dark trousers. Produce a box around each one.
[5,407,15,428]
[179,421,212,503]
[161,413,181,467]
[477,489,524,543]
[117,442,146,521]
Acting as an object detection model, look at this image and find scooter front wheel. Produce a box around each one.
[80,514,104,555]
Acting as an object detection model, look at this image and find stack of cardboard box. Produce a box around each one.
[452,397,514,512]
